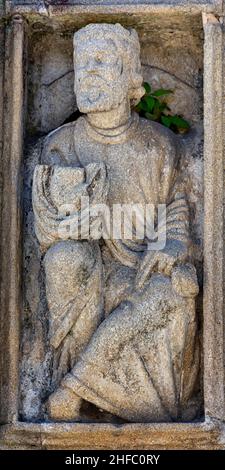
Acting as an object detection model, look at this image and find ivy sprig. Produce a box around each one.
[135,82,190,134]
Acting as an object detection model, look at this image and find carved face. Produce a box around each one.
[74,38,129,113]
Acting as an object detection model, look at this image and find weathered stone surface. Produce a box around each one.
[10,0,223,14]
[203,15,225,422]
[27,30,203,135]
[0,0,224,452]
[7,4,202,430]
[20,9,204,422]
[10,0,223,5]
[1,419,225,450]
[0,22,4,234]
[29,22,201,424]
[27,34,77,134]
[0,15,24,425]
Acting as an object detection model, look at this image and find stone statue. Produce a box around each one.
[32,23,200,423]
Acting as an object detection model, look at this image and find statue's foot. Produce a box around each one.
[46,386,82,422]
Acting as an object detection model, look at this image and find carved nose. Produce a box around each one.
[86,59,100,73]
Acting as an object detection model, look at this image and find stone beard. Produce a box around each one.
[32,23,200,423]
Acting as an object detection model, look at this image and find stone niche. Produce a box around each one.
[0,0,225,450]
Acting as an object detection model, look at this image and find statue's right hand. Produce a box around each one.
[135,240,189,290]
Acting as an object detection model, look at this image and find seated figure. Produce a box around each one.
[32,23,200,423]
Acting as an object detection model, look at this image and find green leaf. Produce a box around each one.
[135,82,190,134]
[161,115,172,128]
[139,100,149,112]
[152,100,161,119]
[158,102,169,112]
[143,82,151,94]
[143,96,155,112]
[151,89,173,97]
[170,115,190,129]
[136,100,148,112]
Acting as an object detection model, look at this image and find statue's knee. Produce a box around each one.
[44,241,97,297]
[45,241,94,270]
[171,264,199,298]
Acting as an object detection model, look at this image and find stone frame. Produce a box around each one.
[0,1,225,449]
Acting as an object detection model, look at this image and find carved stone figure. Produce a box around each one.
[32,23,200,423]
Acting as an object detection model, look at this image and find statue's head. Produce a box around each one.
[73,23,145,114]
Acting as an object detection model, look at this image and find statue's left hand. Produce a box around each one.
[136,239,188,289]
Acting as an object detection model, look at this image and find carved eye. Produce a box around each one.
[95,55,103,64]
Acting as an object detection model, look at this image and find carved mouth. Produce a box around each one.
[88,90,101,103]
[87,88,102,103]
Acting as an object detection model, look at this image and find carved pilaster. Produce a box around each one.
[0,14,25,424]
[203,13,225,422]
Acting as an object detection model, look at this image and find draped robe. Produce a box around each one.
[32,113,200,422]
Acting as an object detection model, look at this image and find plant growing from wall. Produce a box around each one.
[135,82,190,134]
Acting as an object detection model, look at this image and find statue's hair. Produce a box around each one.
[73,23,145,105]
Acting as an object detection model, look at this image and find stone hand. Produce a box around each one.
[136,239,188,289]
